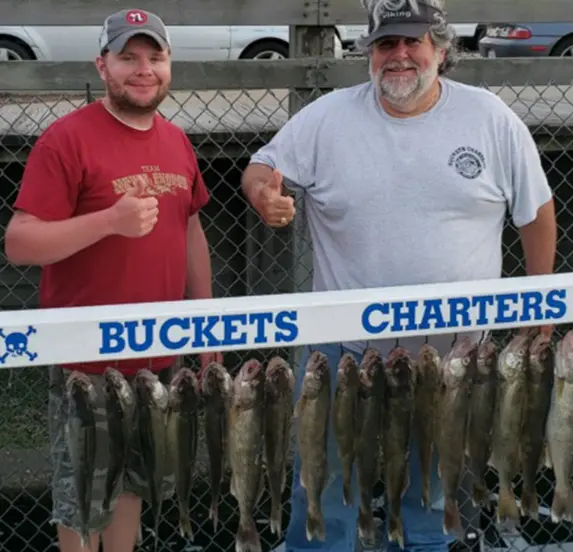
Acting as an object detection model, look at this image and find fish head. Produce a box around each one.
[233,358,264,405]
[441,336,477,385]
[416,343,440,380]
[66,370,97,402]
[134,369,168,409]
[301,350,330,398]
[169,367,199,408]
[418,343,440,368]
[103,366,133,403]
[359,348,385,396]
[385,347,414,388]
[359,348,383,387]
[529,333,554,376]
[201,361,233,398]
[336,353,360,391]
[265,356,295,400]
[499,333,529,381]
[476,339,497,378]
[556,330,573,382]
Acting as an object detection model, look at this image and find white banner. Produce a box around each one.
[1,273,572,368]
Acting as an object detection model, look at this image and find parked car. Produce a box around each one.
[479,22,573,58]
[0,22,486,63]
[0,25,344,61]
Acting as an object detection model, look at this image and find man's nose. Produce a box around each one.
[134,59,153,74]
[391,39,411,58]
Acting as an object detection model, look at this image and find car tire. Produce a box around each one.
[551,35,573,57]
[240,40,290,60]
[0,39,35,60]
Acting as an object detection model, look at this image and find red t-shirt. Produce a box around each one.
[13,101,210,376]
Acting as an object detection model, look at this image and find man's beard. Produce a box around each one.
[370,53,440,110]
[105,77,168,115]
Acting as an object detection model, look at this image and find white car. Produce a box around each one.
[0,23,484,62]
[0,25,346,61]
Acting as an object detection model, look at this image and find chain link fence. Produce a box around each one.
[1,60,573,552]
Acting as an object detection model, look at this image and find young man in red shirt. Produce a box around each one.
[4,8,221,552]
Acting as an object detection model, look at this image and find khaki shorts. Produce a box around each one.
[48,363,177,535]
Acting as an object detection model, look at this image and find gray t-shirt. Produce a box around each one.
[249,77,553,357]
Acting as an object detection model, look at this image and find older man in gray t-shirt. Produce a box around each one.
[241,0,556,551]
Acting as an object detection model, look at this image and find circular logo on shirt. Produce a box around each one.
[448,146,486,180]
[126,10,148,25]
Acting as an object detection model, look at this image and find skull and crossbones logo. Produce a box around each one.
[0,326,38,363]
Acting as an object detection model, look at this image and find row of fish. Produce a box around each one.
[296,329,573,551]
[63,327,573,552]
[64,357,295,552]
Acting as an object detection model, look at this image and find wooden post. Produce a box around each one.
[288,11,338,367]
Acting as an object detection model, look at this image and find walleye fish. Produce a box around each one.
[436,336,477,537]
[520,332,554,519]
[166,367,200,540]
[466,338,497,508]
[355,348,385,546]
[65,370,98,549]
[101,367,135,515]
[382,346,416,550]
[133,369,169,552]
[333,352,361,507]
[263,356,295,537]
[201,361,233,532]
[413,343,441,511]
[490,333,529,525]
[546,330,573,523]
[295,350,331,542]
[228,359,266,552]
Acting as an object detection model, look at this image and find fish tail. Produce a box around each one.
[520,487,539,520]
[443,498,464,537]
[235,519,262,552]
[357,505,376,545]
[550,487,573,523]
[471,480,490,508]
[153,505,161,552]
[421,479,431,511]
[419,442,432,511]
[179,509,194,541]
[497,484,520,524]
[209,499,219,532]
[342,477,354,507]
[79,531,89,551]
[100,496,110,515]
[269,496,283,537]
[387,512,405,550]
[305,509,326,542]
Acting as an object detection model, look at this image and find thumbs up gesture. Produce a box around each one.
[257,169,296,227]
[108,175,159,238]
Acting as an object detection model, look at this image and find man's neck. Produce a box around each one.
[102,97,155,131]
[381,79,442,119]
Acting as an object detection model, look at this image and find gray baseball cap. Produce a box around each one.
[356,0,446,49]
[99,8,171,54]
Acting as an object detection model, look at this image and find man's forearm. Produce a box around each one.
[5,209,114,266]
[519,200,557,276]
[241,163,274,209]
[186,221,213,300]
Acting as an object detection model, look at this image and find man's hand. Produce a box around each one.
[254,169,296,228]
[108,176,159,238]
